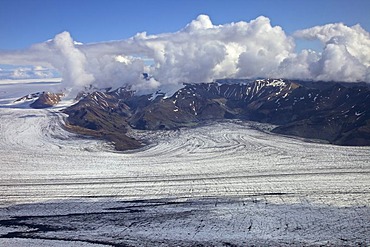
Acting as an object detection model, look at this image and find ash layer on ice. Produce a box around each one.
[61,79,370,150]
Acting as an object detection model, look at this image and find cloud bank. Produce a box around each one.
[0,15,369,96]
[0,65,58,80]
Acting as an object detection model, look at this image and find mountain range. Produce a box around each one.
[56,78,370,150]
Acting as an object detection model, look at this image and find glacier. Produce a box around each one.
[0,80,369,246]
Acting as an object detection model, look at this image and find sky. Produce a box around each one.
[1,0,369,50]
[0,0,369,95]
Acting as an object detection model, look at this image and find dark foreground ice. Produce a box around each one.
[0,197,369,246]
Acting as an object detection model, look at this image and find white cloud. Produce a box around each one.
[294,23,370,66]
[235,16,294,78]
[0,65,58,80]
[292,23,370,82]
[11,67,31,79]
[51,31,95,95]
[273,50,320,81]
[183,14,214,32]
[0,15,369,96]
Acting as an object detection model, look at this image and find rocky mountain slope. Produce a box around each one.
[62,79,370,150]
[15,92,63,108]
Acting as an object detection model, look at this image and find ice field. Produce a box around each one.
[0,81,369,246]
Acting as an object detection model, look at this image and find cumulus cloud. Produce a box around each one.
[0,65,58,80]
[294,23,370,66]
[0,15,369,96]
[0,32,94,96]
[292,23,370,82]
[51,31,95,94]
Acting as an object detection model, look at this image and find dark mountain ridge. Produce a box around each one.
[62,79,370,150]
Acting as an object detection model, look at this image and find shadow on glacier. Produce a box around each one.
[0,197,369,246]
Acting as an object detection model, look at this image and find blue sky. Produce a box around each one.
[1,0,369,50]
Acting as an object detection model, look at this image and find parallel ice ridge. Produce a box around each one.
[0,107,369,208]
[0,100,369,246]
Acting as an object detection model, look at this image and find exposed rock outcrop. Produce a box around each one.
[62,79,370,150]
[30,92,64,109]
[15,92,63,108]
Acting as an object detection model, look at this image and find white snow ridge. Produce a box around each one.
[0,81,369,246]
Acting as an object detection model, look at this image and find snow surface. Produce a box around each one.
[0,81,369,246]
